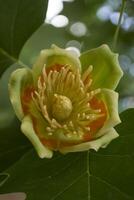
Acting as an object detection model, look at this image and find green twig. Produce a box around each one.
[113,0,126,51]
[0,48,28,68]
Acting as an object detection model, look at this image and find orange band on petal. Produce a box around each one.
[31,115,81,150]
[90,97,107,134]
[21,86,35,114]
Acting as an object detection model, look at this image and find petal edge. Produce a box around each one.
[80,44,123,90]
[33,44,81,82]
[8,68,33,120]
[95,88,121,137]
[60,128,119,153]
[21,115,53,159]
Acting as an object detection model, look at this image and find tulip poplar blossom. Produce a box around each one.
[9,45,123,158]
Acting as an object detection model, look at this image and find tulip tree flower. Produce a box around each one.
[9,45,123,158]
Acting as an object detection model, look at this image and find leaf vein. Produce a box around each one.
[90,152,134,158]
[0,144,30,158]
[50,173,86,200]
[91,174,133,200]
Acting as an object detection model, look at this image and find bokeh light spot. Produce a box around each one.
[51,15,69,27]
[97,5,113,21]
[70,22,88,37]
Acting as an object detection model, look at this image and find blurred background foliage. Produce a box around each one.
[0,0,134,123]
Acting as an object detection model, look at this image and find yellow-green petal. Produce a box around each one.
[80,44,123,90]
[33,44,81,83]
[60,128,118,153]
[95,89,121,137]
[21,115,53,158]
[9,68,33,120]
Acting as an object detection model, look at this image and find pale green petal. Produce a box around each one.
[33,44,81,82]
[60,128,119,153]
[95,89,121,137]
[80,44,123,90]
[8,68,33,120]
[21,115,53,158]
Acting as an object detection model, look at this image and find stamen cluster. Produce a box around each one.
[32,65,103,140]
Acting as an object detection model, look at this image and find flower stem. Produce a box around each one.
[113,0,126,51]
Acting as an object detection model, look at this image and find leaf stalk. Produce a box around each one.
[113,0,126,51]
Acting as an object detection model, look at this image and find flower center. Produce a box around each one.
[31,65,107,147]
[52,94,72,121]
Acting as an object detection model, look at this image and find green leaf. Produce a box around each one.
[0,0,48,76]
[0,117,31,172]
[0,109,134,199]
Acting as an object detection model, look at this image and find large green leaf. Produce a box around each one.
[0,109,134,199]
[0,117,31,172]
[0,63,21,110]
[0,0,48,76]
